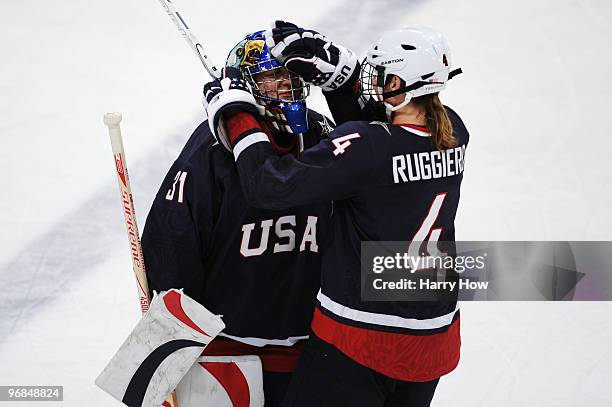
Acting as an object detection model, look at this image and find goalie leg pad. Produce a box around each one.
[176,355,265,407]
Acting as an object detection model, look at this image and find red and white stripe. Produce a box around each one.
[316,290,458,330]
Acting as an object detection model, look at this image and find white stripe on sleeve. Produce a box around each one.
[233,132,270,161]
[317,290,458,330]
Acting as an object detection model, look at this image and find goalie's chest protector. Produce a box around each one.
[202,120,330,345]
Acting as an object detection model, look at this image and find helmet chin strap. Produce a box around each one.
[384,92,413,120]
[379,68,463,120]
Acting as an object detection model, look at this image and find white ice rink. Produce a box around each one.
[1,0,612,405]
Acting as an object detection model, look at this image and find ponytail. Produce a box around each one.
[414,94,457,150]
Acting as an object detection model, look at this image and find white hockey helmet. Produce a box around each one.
[360,27,461,115]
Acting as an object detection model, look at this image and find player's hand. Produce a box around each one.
[265,20,358,92]
[203,67,259,152]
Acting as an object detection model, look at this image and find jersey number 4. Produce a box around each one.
[408,193,447,262]
[332,133,360,156]
[166,171,188,203]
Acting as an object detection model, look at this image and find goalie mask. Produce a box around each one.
[226,30,310,133]
[359,27,462,118]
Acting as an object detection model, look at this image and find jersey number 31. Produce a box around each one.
[166,171,188,203]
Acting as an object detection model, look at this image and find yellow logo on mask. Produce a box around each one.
[239,40,265,67]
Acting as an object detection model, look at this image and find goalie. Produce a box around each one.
[140,30,333,407]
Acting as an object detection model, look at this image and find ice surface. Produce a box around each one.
[1,0,611,405]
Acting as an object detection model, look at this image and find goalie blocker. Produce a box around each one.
[95,289,226,406]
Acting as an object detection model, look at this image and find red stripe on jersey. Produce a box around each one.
[257,118,273,138]
[202,338,305,373]
[398,123,429,133]
[200,361,250,407]
[227,112,261,145]
[311,307,460,382]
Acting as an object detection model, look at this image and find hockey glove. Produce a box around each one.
[203,67,260,152]
[265,20,358,92]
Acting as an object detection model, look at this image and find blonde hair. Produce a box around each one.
[413,93,457,150]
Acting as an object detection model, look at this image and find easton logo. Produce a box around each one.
[381,58,404,65]
[115,153,127,187]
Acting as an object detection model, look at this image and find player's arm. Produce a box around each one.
[141,159,215,299]
[229,112,379,210]
[203,67,382,210]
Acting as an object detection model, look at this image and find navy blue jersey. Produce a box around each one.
[141,111,333,357]
[232,107,469,381]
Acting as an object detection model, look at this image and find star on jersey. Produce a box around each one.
[318,117,334,137]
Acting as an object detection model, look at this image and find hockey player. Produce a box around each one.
[141,30,333,406]
[203,24,469,406]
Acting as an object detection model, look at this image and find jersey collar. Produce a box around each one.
[397,123,431,138]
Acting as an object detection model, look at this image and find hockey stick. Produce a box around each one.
[103,112,179,407]
[157,0,221,79]
[104,113,150,314]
